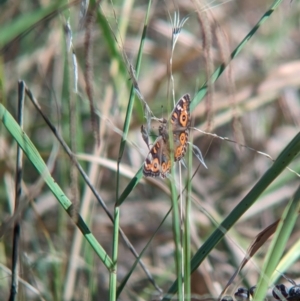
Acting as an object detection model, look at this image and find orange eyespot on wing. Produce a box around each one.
[179,132,187,145]
[143,137,171,178]
[161,160,171,173]
[170,94,191,128]
[174,145,184,160]
[143,157,160,177]
[179,111,188,127]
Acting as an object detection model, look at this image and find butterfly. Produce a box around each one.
[142,94,191,178]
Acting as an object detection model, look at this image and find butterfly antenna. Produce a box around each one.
[192,127,300,177]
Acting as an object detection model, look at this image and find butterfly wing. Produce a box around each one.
[143,136,171,178]
[169,94,191,161]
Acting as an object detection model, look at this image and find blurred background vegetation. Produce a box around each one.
[0,0,300,300]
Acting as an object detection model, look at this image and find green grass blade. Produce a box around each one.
[169,176,183,300]
[163,131,300,300]
[116,206,171,297]
[254,185,300,301]
[93,1,127,78]
[10,81,25,301]
[184,143,193,300]
[191,0,284,111]
[270,238,300,284]
[110,207,120,301]
[116,168,143,207]
[0,1,66,47]
[116,0,153,201]
[0,103,113,270]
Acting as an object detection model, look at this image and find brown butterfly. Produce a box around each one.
[143,94,191,178]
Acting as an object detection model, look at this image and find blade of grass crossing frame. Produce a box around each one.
[270,239,300,285]
[166,110,183,299]
[9,81,25,301]
[163,131,300,300]
[23,85,115,224]
[116,167,143,207]
[23,83,158,294]
[169,172,183,300]
[117,175,201,296]
[116,207,169,297]
[116,0,153,203]
[95,1,153,298]
[105,1,153,298]
[0,1,62,47]
[110,207,120,301]
[254,185,300,301]
[0,1,82,56]
[184,141,193,299]
[0,103,113,270]
[191,0,284,111]
[93,0,127,78]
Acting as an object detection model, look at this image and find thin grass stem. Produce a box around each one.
[9,81,25,301]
